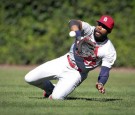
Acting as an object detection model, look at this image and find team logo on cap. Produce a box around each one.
[97,15,114,30]
[103,17,108,22]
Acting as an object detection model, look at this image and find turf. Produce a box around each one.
[0,66,135,115]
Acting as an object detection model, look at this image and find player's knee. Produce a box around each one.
[24,73,33,83]
[51,93,64,100]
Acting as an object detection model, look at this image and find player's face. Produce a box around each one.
[94,22,110,38]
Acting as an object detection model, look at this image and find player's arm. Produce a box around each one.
[96,66,110,94]
[69,19,82,31]
[68,20,84,39]
[98,66,110,85]
[96,43,116,94]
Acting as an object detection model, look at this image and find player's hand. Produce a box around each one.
[96,82,105,94]
[69,30,84,40]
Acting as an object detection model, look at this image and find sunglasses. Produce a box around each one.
[97,22,111,32]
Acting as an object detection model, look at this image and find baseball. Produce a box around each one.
[69,31,76,37]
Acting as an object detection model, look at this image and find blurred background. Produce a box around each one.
[0,0,135,67]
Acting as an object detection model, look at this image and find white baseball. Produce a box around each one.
[69,31,76,37]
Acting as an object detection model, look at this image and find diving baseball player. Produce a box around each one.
[25,15,117,100]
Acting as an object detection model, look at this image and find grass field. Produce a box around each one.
[0,65,135,115]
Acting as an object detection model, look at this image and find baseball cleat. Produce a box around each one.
[43,90,50,98]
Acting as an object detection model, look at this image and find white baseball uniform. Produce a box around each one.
[25,21,116,100]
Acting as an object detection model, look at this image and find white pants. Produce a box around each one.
[24,53,87,100]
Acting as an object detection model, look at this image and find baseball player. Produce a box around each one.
[25,15,116,100]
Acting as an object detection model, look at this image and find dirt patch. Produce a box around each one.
[0,64,36,70]
[111,67,135,73]
[0,64,135,73]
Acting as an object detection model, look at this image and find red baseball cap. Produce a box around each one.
[97,15,114,31]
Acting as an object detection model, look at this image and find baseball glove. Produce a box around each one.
[76,36,96,58]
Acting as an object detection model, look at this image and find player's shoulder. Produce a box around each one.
[82,21,95,29]
[99,39,116,54]
[81,21,95,36]
[99,38,114,47]
[105,39,116,50]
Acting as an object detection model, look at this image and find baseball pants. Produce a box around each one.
[24,53,87,100]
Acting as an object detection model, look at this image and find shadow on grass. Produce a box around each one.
[29,97,122,102]
[66,97,122,102]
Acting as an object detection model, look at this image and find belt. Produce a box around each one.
[67,55,82,72]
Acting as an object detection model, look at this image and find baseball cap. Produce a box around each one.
[97,15,114,31]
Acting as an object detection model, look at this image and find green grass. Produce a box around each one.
[0,66,135,115]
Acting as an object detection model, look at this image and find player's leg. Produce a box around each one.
[24,61,56,90]
[24,54,68,94]
[51,70,87,100]
[43,80,55,97]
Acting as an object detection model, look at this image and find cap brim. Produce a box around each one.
[96,21,111,32]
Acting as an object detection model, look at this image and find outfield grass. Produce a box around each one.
[0,65,135,115]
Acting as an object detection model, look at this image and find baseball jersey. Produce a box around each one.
[69,21,116,72]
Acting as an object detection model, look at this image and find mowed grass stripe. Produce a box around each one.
[0,66,135,115]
